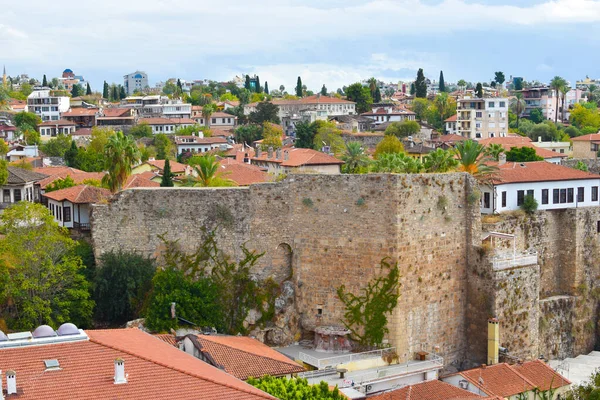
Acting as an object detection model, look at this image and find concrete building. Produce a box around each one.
[175,134,228,155]
[121,95,191,119]
[479,136,568,164]
[25,88,70,121]
[38,119,77,140]
[123,70,149,95]
[521,87,557,120]
[571,133,600,159]
[139,117,196,134]
[444,114,457,135]
[531,137,572,156]
[456,96,509,139]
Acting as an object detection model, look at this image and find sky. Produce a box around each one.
[2,0,600,92]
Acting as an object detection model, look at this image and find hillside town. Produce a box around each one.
[3,2,600,399]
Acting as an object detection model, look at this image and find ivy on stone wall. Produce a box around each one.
[337,258,401,348]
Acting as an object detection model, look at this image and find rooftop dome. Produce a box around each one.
[134,73,143,79]
[63,68,73,73]
[0,331,7,342]
[57,323,79,336]
[32,325,56,338]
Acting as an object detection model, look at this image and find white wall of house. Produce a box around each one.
[1,183,36,207]
[481,179,600,214]
[177,143,224,155]
[26,90,70,121]
[163,104,192,119]
[39,125,76,140]
[149,123,193,134]
[209,115,236,127]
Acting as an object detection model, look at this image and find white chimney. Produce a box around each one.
[6,370,16,395]
[499,152,507,166]
[114,359,127,384]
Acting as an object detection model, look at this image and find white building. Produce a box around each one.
[175,135,229,155]
[480,161,600,214]
[123,71,149,95]
[0,167,46,212]
[121,96,191,119]
[6,145,39,162]
[38,119,77,141]
[43,185,112,230]
[456,97,509,140]
[193,112,237,128]
[361,104,416,126]
[531,137,572,156]
[25,89,70,122]
[139,117,197,134]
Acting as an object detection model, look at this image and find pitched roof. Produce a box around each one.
[459,363,536,397]
[191,335,305,380]
[252,148,343,167]
[61,108,100,117]
[492,161,600,185]
[511,360,571,391]
[6,166,48,184]
[144,159,188,174]
[38,119,77,127]
[211,112,237,119]
[571,133,600,142]
[123,174,160,189]
[247,95,355,108]
[100,108,133,118]
[140,117,197,125]
[43,184,112,204]
[0,328,274,400]
[369,379,484,400]
[433,133,467,143]
[35,167,105,190]
[444,114,458,122]
[218,160,270,186]
[153,333,178,347]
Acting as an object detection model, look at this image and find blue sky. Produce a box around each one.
[2,0,600,92]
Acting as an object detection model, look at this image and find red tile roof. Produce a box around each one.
[100,108,134,118]
[0,328,274,400]
[61,108,100,117]
[123,174,160,189]
[252,148,343,167]
[218,159,270,186]
[43,184,112,204]
[445,114,457,122]
[370,379,484,400]
[434,133,467,143]
[35,167,106,190]
[247,95,355,107]
[192,335,305,380]
[492,161,600,184]
[153,334,178,347]
[144,159,188,174]
[512,360,571,391]
[571,133,600,142]
[211,112,238,119]
[479,136,568,159]
[459,363,536,397]
[38,119,76,127]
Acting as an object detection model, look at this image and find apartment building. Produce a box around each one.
[121,95,191,119]
[123,70,149,95]
[25,88,70,121]
[456,97,509,140]
[521,87,556,120]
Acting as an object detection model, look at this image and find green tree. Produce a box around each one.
[154,133,173,160]
[341,142,370,173]
[249,101,280,125]
[457,79,467,92]
[14,111,41,130]
[0,139,9,156]
[0,203,94,330]
[521,194,538,214]
[0,160,7,186]
[505,146,544,162]
[160,159,175,187]
[485,143,505,161]
[415,68,427,98]
[475,83,483,98]
[337,258,400,347]
[510,93,527,128]
[409,82,415,96]
[64,140,79,167]
[201,103,217,127]
[550,76,567,124]
[374,135,404,158]
[423,148,458,172]
[514,77,523,91]
[41,134,72,157]
[248,376,342,400]
[313,121,345,155]
[102,131,140,192]
[575,160,589,172]
[434,92,452,120]
[588,84,600,103]
[255,76,261,93]
[128,123,153,138]
[71,84,82,97]
[410,98,430,121]
[321,84,328,96]
[193,155,235,187]
[45,176,76,193]
[494,71,505,86]
[529,108,544,124]
[385,120,420,138]
[570,103,600,130]
[111,85,118,101]
[86,82,92,95]
[264,81,269,95]
[119,85,126,100]
[371,152,423,173]
[564,126,581,138]
[103,81,109,99]
[234,124,262,145]
[454,139,495,177]
[528,122,560,142]
[345,82,373,114]
[294,121,317,149]
[374,87,382,103]
[94,250,156,324]
[296,76,303,97]
[42,74,48,87]
[438,70,446,92]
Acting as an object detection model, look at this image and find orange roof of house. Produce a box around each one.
[38,119,76,127]
[43,184,112,204]
[0,328,274,400]
[434,133,467,143]
[480,137,567,159]
[100,108,133,118]
[252,148,344,167]
[571,133,600,142]
[153,333,178,347]
[370,379,484,400]
[123,174,160,189]
[493,161,600,185]
[144,159,188,174]
[444,114,457,122]
[61,108,100,117]
[512,360,571,391]
[247,95,355,108]
[459,363,536,397]
[191,335,305,380]
[211,112,237,119]
[35,167,106,189]
[218,159,270,186]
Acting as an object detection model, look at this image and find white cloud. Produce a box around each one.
[0,24,27,39]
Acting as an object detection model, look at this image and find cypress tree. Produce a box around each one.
[103,81,109,99]
[415,68,427,98]
[71,84,82,97]
[410,82,415,96]
[475,83,484,98]
[439,71,445,92]
[321,84,327,96]
[119,85,126,99]
[264,81,269,95]
[177,78,182,95]
[374,87,382,103]
[86,82,92,95]
[295,77,303,97]
[160,159,174,187]
[112,85,118,101]
[42,74,48,87]
[256,76,261,93]
[245,75,251,91]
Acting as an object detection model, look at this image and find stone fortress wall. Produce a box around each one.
[91,174,600,366]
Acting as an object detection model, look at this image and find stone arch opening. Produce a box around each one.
[270,243,293,284]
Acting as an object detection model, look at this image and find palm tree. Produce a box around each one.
[368,77,377,99]
[341,142,370,174]
[423,148,458,173]
[560,85,570,123]
[202,103,217,128]
[102,131,140,193]
[485,143,505,161]
[371,153,424,173]
[588,84,599,103]
[193,155,236,187]
[453,139,496,177]
[457,80,467,93]
[434,92,450,120]
[550,76,567,124]
[510,94,526,128]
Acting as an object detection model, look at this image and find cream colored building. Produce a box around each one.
[456,97,509,140]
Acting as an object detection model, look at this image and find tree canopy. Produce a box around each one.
[345,83,373,114]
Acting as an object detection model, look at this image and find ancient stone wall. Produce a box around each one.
[562,158,600,175]
[340,133,385,149]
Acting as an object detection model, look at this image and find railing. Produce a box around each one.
[73,222,91,231]
[492,251,538,270]
[298,347,397,369]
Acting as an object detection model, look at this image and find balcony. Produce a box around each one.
[73,222,91,231]
[492,251,538,270]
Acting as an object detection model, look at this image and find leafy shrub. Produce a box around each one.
[520,194,538,214]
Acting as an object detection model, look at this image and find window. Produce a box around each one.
[501,191,507,207]
[567,188,574,203]
[517,190,525,206]
[593,186,599,201]
[598,221,600,234]
[3,189,10,203]
[553,189,560,204]
[499,101,506,107]
[578,187,585,202]
[476,112,482,118]
[476,133,482,139]
[560,188,567,203]
[63,207,71,222]
[542,189,549,205]
[592,143,599,152]
[13,189,21,202]
[489,122,496,128]
[222,118,226,123]
[527,189,534,199]
[484,192,491,208]
[212,118,216,124]
[488,102,495,108]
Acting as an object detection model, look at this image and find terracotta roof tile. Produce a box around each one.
[100,108,134,118]
[512,360,571,391]
[252,148,343,167]
[153,333,179,347]
[193,335,305,380]
[480,137,567,159]
[36,168,106,189]
[0,328,274,400]
[123,174,160,189]
[493,161,600,184]
[38,119,77,127]
[61,108,100,117]
[460,363,536,397]
[43,185,112,204]
[144,159,188,174]
[571,133,600,142]
[445,114,458,122]
[370,379,484,400]
[218,160,270,186]
[140,117,197,125]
